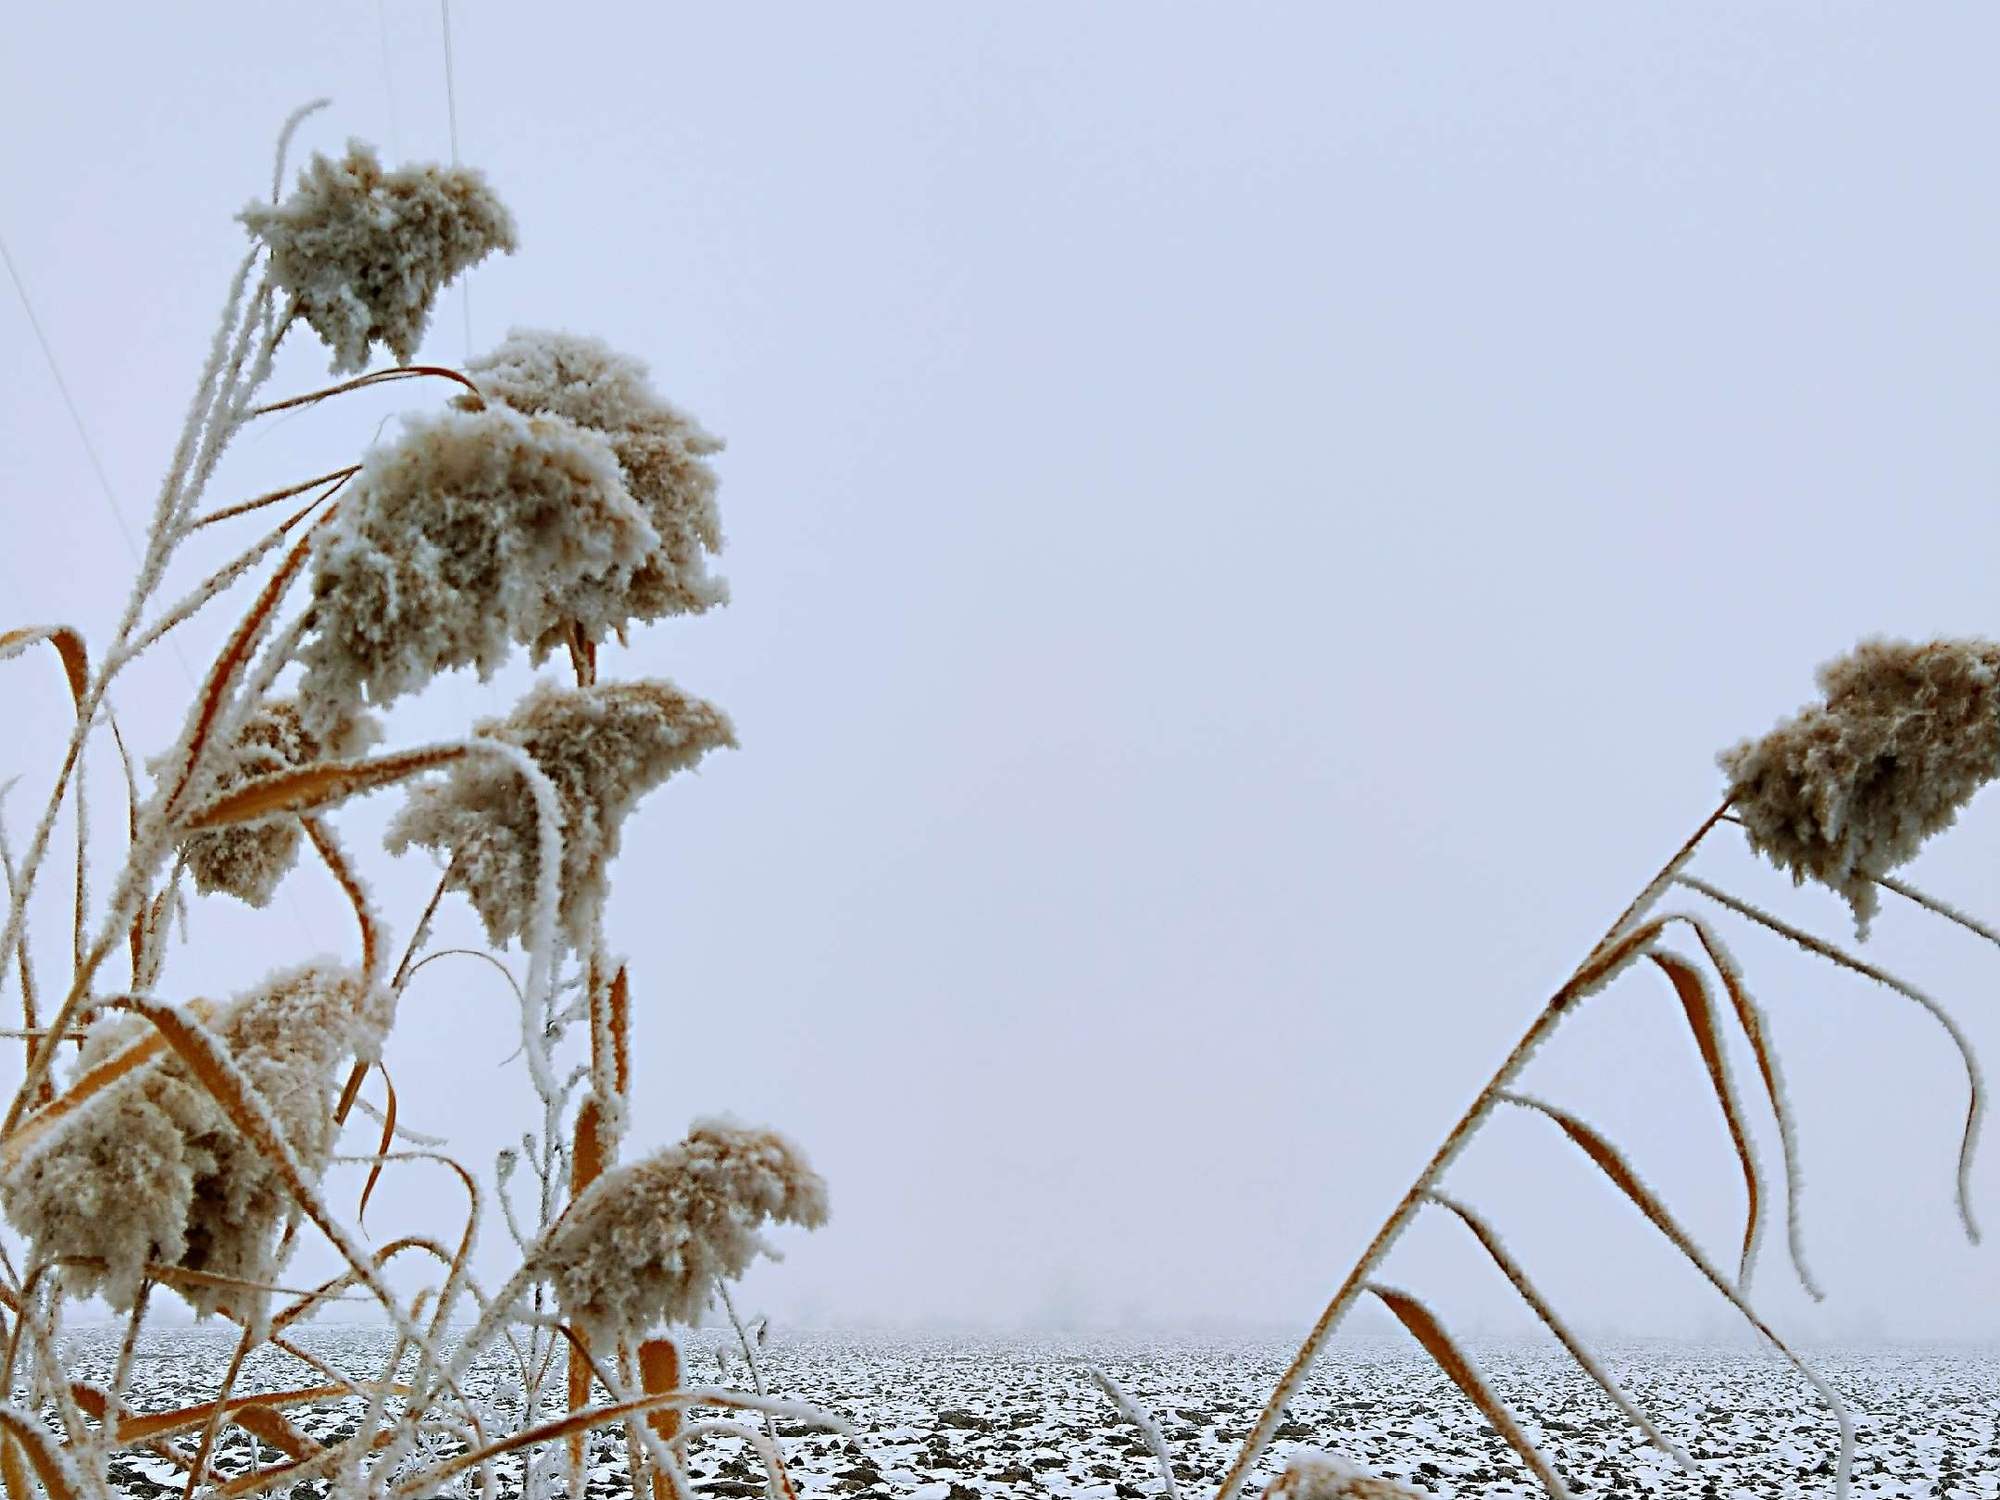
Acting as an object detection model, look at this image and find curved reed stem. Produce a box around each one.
[1208,799,1733,1500]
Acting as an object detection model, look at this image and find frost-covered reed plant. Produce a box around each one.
[0,105,839,1499]
[1134,635,1996,1500]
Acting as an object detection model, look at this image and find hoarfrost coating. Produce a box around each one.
[463,327,729,645]
[386,677,735,948]
[1266,1453,1431,1500]
[1719,637,2000,935]
[240,141,517,373]
[536,1117,828,1338]
[295,404,661,729]
[0,963,392,1314]
[171,699,380,908]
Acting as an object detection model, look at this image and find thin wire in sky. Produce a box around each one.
[442,0,473,361]
[0,230,142,567]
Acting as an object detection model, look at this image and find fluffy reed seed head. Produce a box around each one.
[295,405,661,729]
[241,141,517,372]
[385,678,734,948]
[0,963,392,1313]
[170,699,379,907]
[461,329,728,650]
[1719,637,2000,934]
[536,1117,827,1337]
[1265,1455,1430,1500]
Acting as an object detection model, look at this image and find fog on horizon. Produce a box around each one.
[4,6,2000,1347]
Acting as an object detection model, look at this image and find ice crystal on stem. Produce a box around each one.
[241,141,516,372]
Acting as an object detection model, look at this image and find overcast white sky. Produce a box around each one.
[5,5,2000,1344]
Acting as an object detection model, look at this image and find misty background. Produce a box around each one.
[4,6,1999,1344]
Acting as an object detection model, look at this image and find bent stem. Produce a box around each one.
[1209,799,1733,1500]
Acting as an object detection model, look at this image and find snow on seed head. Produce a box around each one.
[461,329,728,649]
[242,141,516,373]
[1719,637,2000,936]
[536,1117,826,1337]
[295,404,660,731]
[385,678,734,949]
[0,963,392,1314]
[1265,1454,1431,1500]
[169,699,379,907]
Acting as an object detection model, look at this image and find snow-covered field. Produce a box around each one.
[59,1327,2000,1498]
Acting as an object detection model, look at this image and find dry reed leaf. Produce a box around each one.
[1426,1193,1690,1470]
[229,1403,321,1460]
[0,1411,75,1500]
[0,626,88,710]
[185,745,467,830]
[639,1338,682,1443]
[214,1427,402,1500]
[574,1097,605,1196]
[1501,1094,1701,1262]
[1675,915,1821,1300]
[356,1062,397,1227]
[1647,950,1762,1284]
[0,1437,26,1500]
[271,1235,454,1335]
[1366,1285,1570,1499]
[1501,1090,1856,1493]
[304,817,378,978]
[249,365,483,418]
[1679,873,1985,1243]
[190,466,359,531]
[610,964,631,1095]
[567,1339,595,1477]
[392,1389,764,1497]
[0,1026,175,1170]
[163,518,330,816]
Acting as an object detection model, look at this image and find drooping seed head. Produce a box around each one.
[1719,637,2000,935]
[295,405,660,730]
[169,699,379,907]
[242,141,517,373]
[0,963,393,1314]
[536,1117,827,1338]
[385,678,734,949]
[462,329,728,648]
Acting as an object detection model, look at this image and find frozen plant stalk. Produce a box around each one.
[0,103,837,1500]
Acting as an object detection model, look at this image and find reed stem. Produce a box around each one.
[1210,798,1733,1500]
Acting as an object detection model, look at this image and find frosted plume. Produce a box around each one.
[170,699,379,907]
[295,405,660,729]
[535,1117,827,1337]
[387,678,733,949]
[463,329,728,650]
[0,963,392,1313]
[242,141,516,372]
[1720,638,2000,935]
[1265,1455,1431,1500]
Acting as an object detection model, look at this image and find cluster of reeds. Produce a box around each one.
[0,105,837,1498]
[1082,637,1998,1499]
